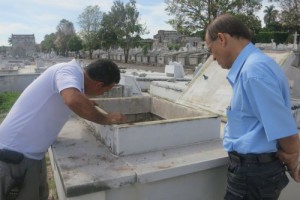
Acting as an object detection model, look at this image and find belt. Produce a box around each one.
[228,151,278,164]
[0,149,24,164]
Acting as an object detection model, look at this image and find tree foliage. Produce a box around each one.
[263,5,279,27]
[103,0,148,63]
[280,0,300,33]
[165,0,262,35]
[40,33,57,53]
[67,35,83,54]
[78,5,103,59]
[55,19,76,56]
[8,37,12,45]
[0,46,7,55]
[232,13,262,35]
[98,13,118,53]
[142,44,150,55]
[253,31,289,44]
[268,0,300,33]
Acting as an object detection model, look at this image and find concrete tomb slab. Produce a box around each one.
[87,96,220,156]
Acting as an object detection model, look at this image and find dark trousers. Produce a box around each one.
[0,156,48,200]
[224,152,289,200]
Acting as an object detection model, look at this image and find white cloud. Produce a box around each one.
[137,3,173,38]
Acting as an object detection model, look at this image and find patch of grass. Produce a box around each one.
[0,92,20,114]
[46,153,59,200]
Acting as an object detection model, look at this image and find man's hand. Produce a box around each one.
[289,165,300,182]
[93,102,127,125]
[105,112,127,124]
[277,149,300,182]
[277,134,300,182]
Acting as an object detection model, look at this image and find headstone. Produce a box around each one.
[36,59,44,68]
[50,49,56,59]
[165,61,185,78]
[119,75,142,96]
[271,39,276,49]
[193,63,203,77]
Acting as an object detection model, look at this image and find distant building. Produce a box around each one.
[11,34,36,58]
[139,38,155,49]
[154,30,182,44]
[182,36,203,49]
[153,30,202,50]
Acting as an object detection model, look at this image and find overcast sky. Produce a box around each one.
[0,0,275,46]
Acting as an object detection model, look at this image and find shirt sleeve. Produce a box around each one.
[244,76,297,141]
[55,65,83,93]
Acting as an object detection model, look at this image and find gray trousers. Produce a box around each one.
[0,156,48,200]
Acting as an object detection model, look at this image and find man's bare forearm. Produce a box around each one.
[60,88,109,124]
[278,134,300,171]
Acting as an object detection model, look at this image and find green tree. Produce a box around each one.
[55,19,76,56]
[233,13,262,35]
[0,46,7,55]
[167,43,181,51]
[269,0,300,33]
[142,44,150,55]
[78,5,103,59]
[263,5,279,27]
[40,33,57,53]
[280,2,300,33]
[98,13,118,57]
[103,0,147,63]
[8,37,12,45]
[165,0,262,35]
[67,35,83,56]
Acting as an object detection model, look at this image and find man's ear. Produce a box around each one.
[97,82,104,88]
[217,33,227,47]
[217,33,225,42]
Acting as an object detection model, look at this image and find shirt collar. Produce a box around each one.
[227,42,256,86]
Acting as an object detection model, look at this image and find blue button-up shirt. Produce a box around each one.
[223,43,297,153]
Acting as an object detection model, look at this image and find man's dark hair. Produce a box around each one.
[85,59,120,86]
[206,13,252,41]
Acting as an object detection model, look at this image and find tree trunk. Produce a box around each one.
[124,48,129,63]
[89,50,93,59]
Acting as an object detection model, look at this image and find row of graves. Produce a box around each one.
[95,47,210,68]
[92,41,298,69]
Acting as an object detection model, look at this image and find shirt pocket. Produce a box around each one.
[226,109,245,138]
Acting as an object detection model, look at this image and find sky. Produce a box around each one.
[0,0,276,46]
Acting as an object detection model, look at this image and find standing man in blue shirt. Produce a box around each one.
[205,13,300,199]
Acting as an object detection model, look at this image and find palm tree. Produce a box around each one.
[263,5,279,27]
